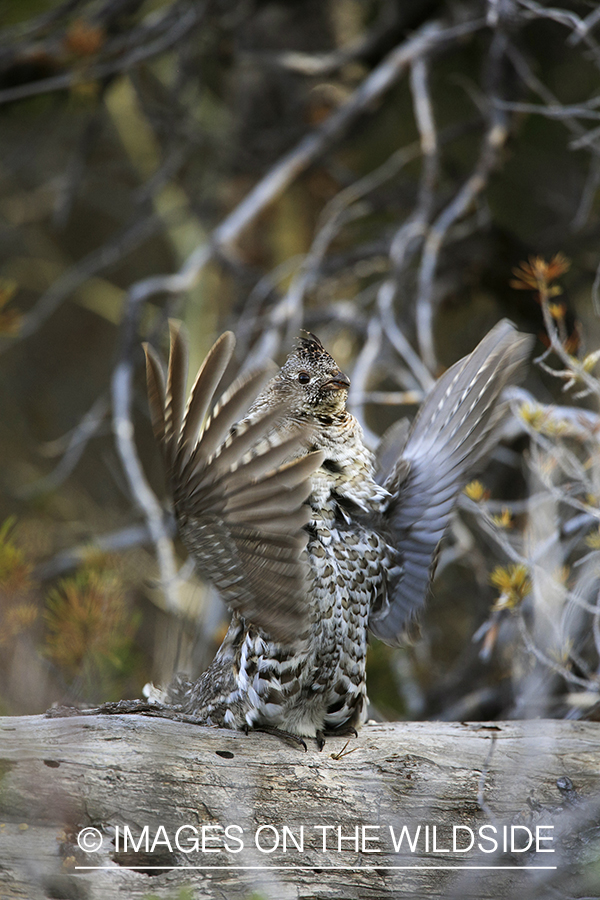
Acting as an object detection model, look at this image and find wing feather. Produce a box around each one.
[146,322,322,643]
[370,320,532,645]
[179,330,235,467]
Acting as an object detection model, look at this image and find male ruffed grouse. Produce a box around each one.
[143,320,530,747]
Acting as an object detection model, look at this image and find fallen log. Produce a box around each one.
[1,715,599,899]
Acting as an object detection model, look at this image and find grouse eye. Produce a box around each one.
[298,372,311,384]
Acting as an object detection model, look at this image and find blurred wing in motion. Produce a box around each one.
[370,319,532,645]
[144,323,323,643]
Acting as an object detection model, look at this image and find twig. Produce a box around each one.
[18,395,110,498]
[415,29,511,370]
[0,4,203,107]
[505,42,599,155]
[373,89,438,364]
[100,18,484,403]
[376,55,442,385]
[570,124,600,152]
[247,140,424,368]
[348,316,383,447]
[234,255,305,357]
[245,1,401,77]
[99,18,485,322]
[538,292,600,398]
[516,0,589,36]
[517,612,599,690]
[52,108,104,230]
[509,385,600,436]
[34,524,158,580]
[407,55,439,224]
[377,281,435,391]
[495,99,600,122]
[515,0,600,67]
[567,5,600,45]
[0,213,161,355]
[111,289,180,613]
[415,122,507,369]
[571,153,600,231]
[0,0,84,44]
[353,390,423,406]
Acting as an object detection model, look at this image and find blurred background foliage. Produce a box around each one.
[1,0,600,726]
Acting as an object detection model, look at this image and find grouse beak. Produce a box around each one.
[323,371,351,391]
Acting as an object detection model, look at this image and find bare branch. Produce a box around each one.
[571,153,600,230]
[0,0,84,44]
[506,41,600,153]
[353,390,423,406]
[34,524,157,580]
[18,395,109,498]
[348,316,383,447]
[243,1,402,77]
[244,140,424,369]
[415,121,508,369]
[377,281,435,391]
[0,214,161,355]
[516,0,589,36]
[0,4,204,107]
[380,57,441,290]
[567,5,600,45]
[495,99,600,122]
[112,358,180,613]
[517,612,600,690]
[109,18,485,319]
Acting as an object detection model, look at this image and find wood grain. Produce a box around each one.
[1,715,599,899]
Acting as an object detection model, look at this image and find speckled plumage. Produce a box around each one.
[144,321,531,744]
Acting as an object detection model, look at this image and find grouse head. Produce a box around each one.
[273,333,351,418]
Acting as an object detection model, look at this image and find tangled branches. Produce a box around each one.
[2,0,600,726]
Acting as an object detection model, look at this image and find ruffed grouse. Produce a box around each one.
[144,320,530,747]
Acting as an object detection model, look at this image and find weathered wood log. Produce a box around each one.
[1,715,599,900]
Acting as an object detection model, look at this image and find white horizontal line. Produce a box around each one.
[75,865,558,871]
